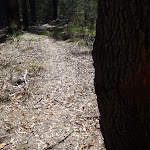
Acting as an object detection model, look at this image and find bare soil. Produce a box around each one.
[0,26,105,150]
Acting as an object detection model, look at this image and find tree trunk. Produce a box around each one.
[22,0,28,30]
[92,0,150,149]
[29,0,36,24]
[0,0,7,27]
[6,0,20,34]
[52,0,58,20]
[84,0,88,25]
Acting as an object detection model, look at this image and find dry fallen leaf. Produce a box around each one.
[0,31,105,150]
[10,146,15,150]
[0,143,6,149]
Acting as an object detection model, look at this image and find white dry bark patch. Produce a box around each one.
[0,33,105,150]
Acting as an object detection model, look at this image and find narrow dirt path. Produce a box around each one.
[0,31,105,149]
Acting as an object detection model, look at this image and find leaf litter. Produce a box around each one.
[0,30,105,150]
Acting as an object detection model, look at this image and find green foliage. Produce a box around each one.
[22,0,97,26]
[69,26,78,33]
[68,25,95,38]
[39,30,51,35]
[38,22,96,48]
[7,0,97,35]
[28,61,45,76]
[6,31,24,41]
[36,0,53,23]
[58,0,97,26]
[17,0,97,46]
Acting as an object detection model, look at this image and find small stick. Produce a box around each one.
[44,131,73,150]
[24,69,28,84]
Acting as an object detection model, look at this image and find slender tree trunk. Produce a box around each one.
[84,0,88,25]
[52,0,58,20]
[29,0,36,24]
[22,0,28,30]
[0,0,7,27]
[92,0,150,149]
[6,0,20,34]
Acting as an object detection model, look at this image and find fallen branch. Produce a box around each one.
[54,98,64,105]
[0,133,15,139]
[44,131,73,150]
[24,69,28,85]
[36,97,43,104]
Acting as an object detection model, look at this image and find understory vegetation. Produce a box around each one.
[38,23,96,47]
[0,0,97,47]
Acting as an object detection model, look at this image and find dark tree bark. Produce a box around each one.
[22,0,28,30]
[52,0,58,20]
[6,0,20,34]
[0,0,7,27]
[93,0,150,150]
[29,0,36,24]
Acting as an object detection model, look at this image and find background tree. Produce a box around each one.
[58,0,97,26]
[0,0,7,27]
[5,0,97,28]
[29,0,36,24]
[6,0,21,34]
[93,0,150,149]
[52,0,58,20]
[83,0,88,25]
[1,0,97,43]
[22,0,28,29]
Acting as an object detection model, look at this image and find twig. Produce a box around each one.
[44,131,73,150]
[0,133,15,139]
[36,97,43,104]
[24,69,28,85]
[54,98,64,105]
[2,131,34,150]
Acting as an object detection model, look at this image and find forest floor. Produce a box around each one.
[0,25,105,150]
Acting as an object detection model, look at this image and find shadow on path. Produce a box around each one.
[27,22,71,41]
[0,28,7,43]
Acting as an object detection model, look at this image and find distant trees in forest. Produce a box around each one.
[0,0,7,27]
[52,0,58,20]
[0,0,97,34]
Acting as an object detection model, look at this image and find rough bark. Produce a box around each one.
[22,0,28,30]
[92,0,150,149]
[29,0,36,24]
[6,0,20,34]
[52,0,58,20]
